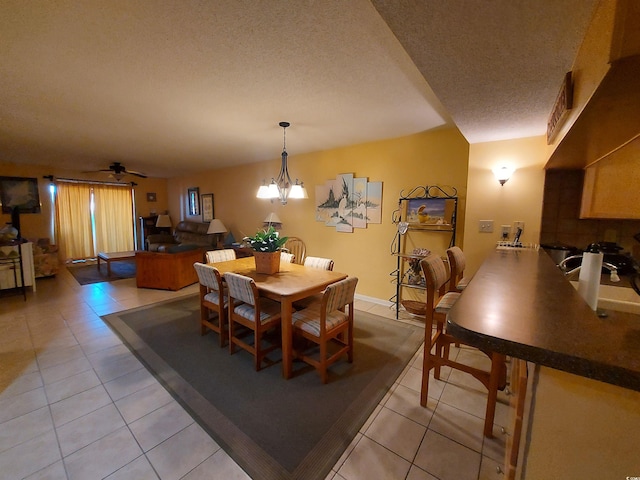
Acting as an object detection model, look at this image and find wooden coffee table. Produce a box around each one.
[97,251,135,278]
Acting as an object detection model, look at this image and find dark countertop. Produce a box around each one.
[447,248,640,392]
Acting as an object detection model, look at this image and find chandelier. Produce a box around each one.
[257,121,308,205]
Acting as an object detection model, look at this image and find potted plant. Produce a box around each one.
[243,226,288,274]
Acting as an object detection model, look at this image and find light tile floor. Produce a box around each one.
[0,268,509,480]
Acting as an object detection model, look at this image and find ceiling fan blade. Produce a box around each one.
[85,163,147,178]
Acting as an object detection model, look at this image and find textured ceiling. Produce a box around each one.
[0,1,597,178]
[371,0,599,143]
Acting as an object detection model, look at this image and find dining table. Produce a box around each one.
[209,256,348,379]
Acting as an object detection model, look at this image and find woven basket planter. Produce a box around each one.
[253,251,281,275]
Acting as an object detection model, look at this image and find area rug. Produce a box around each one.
[102,295,423,480]
[68,259,136,285]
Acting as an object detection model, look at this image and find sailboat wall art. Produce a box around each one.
[315,173,382,233]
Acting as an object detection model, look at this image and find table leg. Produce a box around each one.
[97,256,101,273]
[281,298,293,379]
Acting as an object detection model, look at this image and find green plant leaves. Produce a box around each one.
[243,226,288,252]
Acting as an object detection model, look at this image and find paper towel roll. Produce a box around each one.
[577,251,603,310]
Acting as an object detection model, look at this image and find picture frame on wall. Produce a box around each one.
[403,197,453,228]
[0,176,41,213]
[146,192,157,202]
[187,187,200,216]
[201,193,214,223]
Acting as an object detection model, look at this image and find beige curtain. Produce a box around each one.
[56,183,94,261]
[93,185,134,253]
[55,182,134,262]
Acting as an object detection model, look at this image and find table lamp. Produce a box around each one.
[155,214,172,233]
[263,212,282,230]
[207,219,227,249]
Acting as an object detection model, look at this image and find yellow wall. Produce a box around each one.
[464,136,552,275]
[168,127,469,301]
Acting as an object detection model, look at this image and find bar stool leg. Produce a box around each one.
[483,351,506,438]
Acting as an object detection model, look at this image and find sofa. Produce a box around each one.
[146,221,216,252]
[29,238,60,278]
[136,248,206,290]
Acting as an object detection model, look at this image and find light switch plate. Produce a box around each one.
[479,220,494,233]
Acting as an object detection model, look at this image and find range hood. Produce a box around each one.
[546,54,640,169]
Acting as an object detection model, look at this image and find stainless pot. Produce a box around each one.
[541,243,579,266]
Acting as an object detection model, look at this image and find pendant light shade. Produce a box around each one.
[256,121,308,205]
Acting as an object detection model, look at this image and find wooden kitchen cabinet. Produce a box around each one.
[580,138,640,219]
[523,367,640,479]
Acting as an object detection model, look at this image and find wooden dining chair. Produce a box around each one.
[420,253,506,437]
[291,276,358,383]
[303,256,334,271]
[293,256,335,310]
[280,251,295,263]
[193,262,230,347]
[206,248,236,263]
[283,237,306,265]
[225,272,282,370]
[446,246,471,292]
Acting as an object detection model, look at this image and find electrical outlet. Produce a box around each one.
[514,221,525,232]
[479,220,494,233]
[501,225,511,239]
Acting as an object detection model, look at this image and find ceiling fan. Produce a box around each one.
[89,162,148,180]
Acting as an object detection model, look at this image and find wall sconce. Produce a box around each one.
[493,166,515,186]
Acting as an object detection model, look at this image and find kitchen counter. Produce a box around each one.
[446,248,640,391]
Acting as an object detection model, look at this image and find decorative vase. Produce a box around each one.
[253,251,280,274]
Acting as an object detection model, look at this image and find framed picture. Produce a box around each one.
[0,176,41,213]
[403,197,454,227]
[146,192,157,202]
[201,193,214,223]
[187,187,200,216]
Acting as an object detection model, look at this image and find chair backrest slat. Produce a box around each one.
[304,256,334,271]
[283,237,306,265]
[280,252,295,263]
[193,262,223,291]
[421,254,449,291]
[224,271,257,305]
[206,249,237,263]
[323,277,358,313]
[446,246,465,290]
[420,254,451,323]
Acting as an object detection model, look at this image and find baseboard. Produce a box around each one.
[354,293,392,307]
